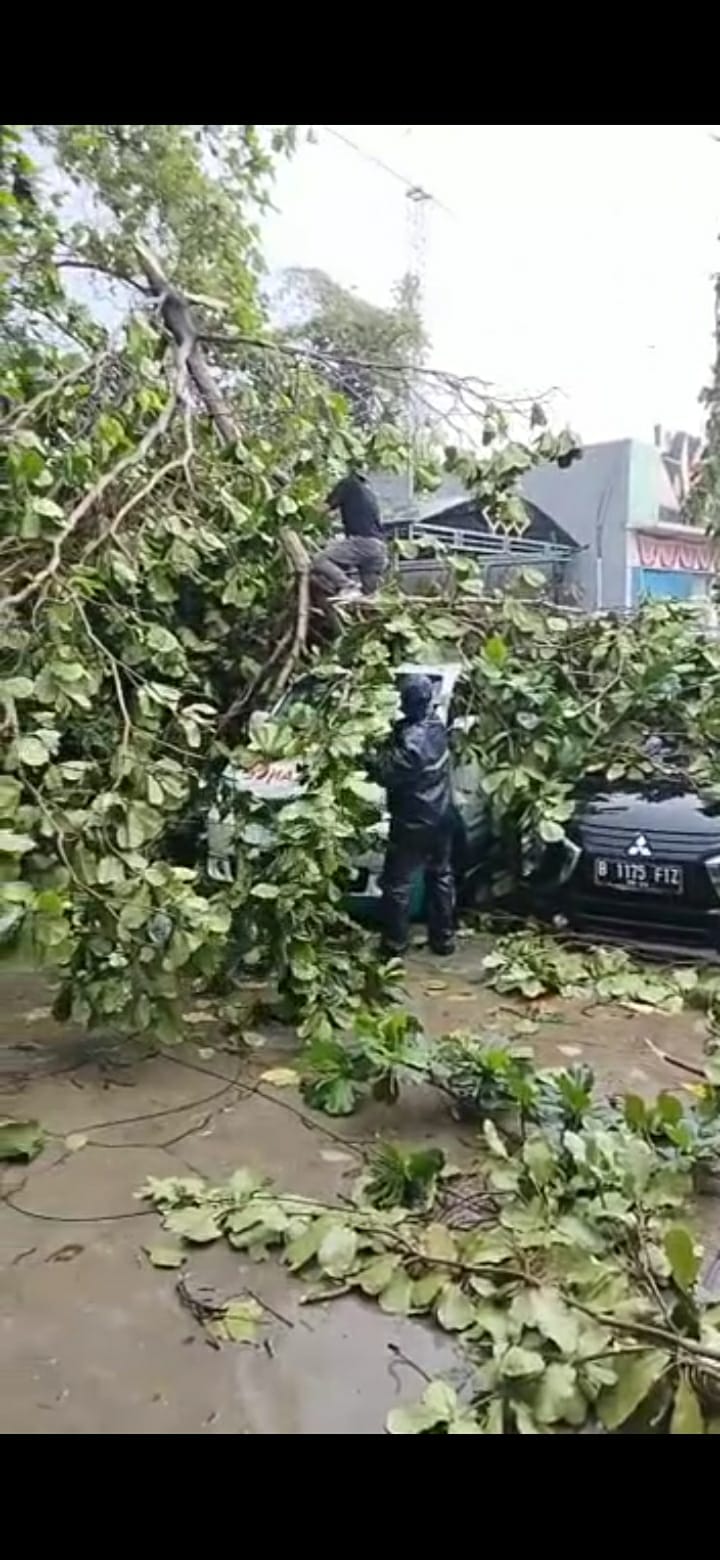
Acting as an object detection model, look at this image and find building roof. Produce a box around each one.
[373,471,579,550]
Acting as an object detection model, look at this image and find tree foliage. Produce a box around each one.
[688,236,720,532]
[276,265,426,429]
[5,124,714,1056]
[0,124,373,1037]
[0,122,594,1047]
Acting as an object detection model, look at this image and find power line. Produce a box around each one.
[319,126,455,217]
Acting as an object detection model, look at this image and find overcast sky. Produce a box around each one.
[263,125,720,446]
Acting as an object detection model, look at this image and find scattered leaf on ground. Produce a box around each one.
[436,1283,476,1331]
[220,1297,264,1343]
[0,1118,45,1162]
[598,1350,669,1430]
[319,1149,355,1165]
[164,1206,223,1244]
[23,1007,51,1023]
[145,1245,186,1269]
[259,1067,300,1088]
[64,1132,88,1153]
[317,1224,358,1278]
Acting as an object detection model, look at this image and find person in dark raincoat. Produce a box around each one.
[367,673,455,957]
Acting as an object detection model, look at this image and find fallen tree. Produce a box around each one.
[0,125,587,1042]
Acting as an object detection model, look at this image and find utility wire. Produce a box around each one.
[319,126,455,217]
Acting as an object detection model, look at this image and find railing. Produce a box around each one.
[384,517,577,565]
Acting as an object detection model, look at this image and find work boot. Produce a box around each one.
[429,940,455,957]
[379,942,406,961]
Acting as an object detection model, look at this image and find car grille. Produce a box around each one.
[578,823,720,863]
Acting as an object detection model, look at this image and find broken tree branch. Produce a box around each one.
[273,528,311,698]
[135,242,239,445]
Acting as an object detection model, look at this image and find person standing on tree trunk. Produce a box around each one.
[310,468,388,597]
[367,674,456,958]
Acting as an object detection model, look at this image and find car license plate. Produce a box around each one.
[593,858,683,894]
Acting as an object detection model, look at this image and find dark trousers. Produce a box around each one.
[380,816,455,955]
[311,536,388,595]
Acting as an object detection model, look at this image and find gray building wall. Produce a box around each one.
[522,441,632,610]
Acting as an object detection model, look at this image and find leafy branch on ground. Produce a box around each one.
[480,931,719,1011]
[140,1064,720,1433]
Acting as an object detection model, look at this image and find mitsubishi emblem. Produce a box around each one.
[628,834,651,858]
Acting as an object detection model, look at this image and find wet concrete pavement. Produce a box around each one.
[1,942,718,1434]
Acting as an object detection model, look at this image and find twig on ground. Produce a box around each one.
[643,1036,706,1080]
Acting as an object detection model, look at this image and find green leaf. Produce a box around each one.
[522,1136,556,1188]
[16,735,50,767]
[483,1118,509,1158]
[705,1054,720,1086]
[250,882,280,900]
[527,1286,579,1355]
[386,1379,460,1435]
[436,1284,477,1331]
[32,496,64,519]
[0,676,34,699]
[670,1376,704,1435]
[386,1402,440,1435]
[597,1350,669,1430]
[258,1067,299,1088]
[664,1226,700,1292]
[164,1206,223,1244]
[97,855,125,886]
[356,1255,400,1295]
[538,819,565,844]
[484,635,508,666]
[115,802,162,851]
[314,1078,358,1116]
[317,1224,358,1278]
[472,1301,510,1344]
[221,1297,264,1343]
[534,1362,586,1426]
[423,1222,457,1262]
[378,1271,414,1315]
[623,1093,647,1130]
[412,1272,447,1308]
[447,1415,484,1435]
[0,777,22,816]
[0,830,36,855]
[0,1118,45,1162]
[144,1245,186,1269]
[285,1224,322,1271]
[423,1380,458,1420]
[498,1346,545,1379]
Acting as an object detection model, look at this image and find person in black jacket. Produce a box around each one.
[367,673,455,958]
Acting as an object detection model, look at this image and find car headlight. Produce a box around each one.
[556,839,582,885]
[705,853,720,898]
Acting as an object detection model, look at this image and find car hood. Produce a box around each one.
[575,780,720,838]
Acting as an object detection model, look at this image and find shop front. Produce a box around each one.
[629,529,717,606]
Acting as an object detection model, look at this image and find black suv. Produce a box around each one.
[532,743,720,954]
